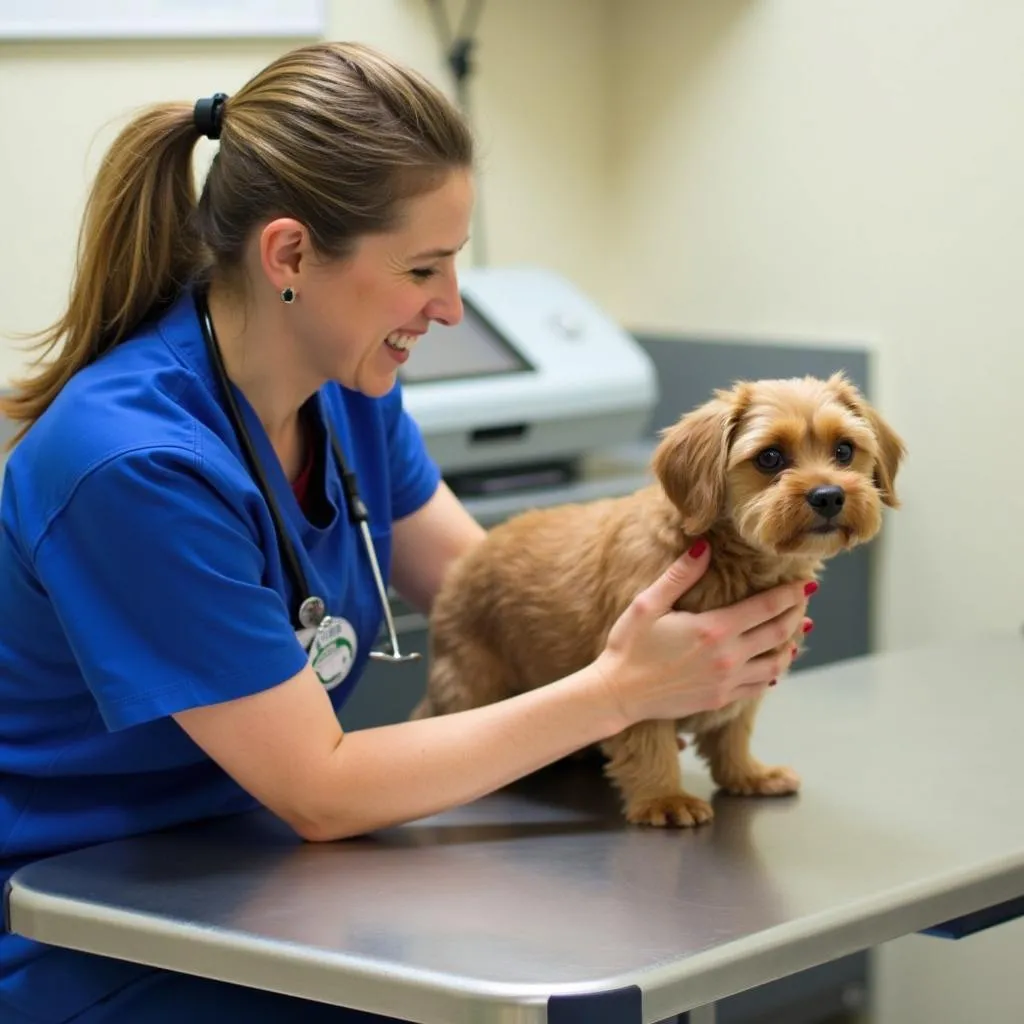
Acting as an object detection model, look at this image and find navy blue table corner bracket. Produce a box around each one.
[547,985,643,1023]
[920,895,1024,939]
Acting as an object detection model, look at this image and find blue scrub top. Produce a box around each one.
[0,288,442,1021]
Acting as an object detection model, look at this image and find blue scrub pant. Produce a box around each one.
[10,970,403,1023]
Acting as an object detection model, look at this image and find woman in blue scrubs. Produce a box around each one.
[0,40,812,1023]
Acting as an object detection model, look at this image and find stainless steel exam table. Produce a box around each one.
[6,634,1024,1023]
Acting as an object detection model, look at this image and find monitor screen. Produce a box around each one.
[398,300,533,385]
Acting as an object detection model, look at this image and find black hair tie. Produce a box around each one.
[193,93,228,140]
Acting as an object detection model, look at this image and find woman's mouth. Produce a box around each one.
[384,331,418,364]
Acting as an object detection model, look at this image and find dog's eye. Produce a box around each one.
[755,448,786,473]
[835,441,855,465]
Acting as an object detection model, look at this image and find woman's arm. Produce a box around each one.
[174,655,624,842]
[173,545,810,842]
[387,480,486,614]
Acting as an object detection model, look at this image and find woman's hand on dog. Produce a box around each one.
[595,540,813,728]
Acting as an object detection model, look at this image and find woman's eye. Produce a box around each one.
[755,448,785,472]
[410,267,437,280]
[835,441,854,465]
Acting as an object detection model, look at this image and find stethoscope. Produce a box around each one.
[195,287,419,665]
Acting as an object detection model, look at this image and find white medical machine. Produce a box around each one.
[399,266,658,494]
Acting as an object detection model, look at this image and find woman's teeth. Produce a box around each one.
[385,332,417,353]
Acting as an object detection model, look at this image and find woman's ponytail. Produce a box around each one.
[2,102,203,446]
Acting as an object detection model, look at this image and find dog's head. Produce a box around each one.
[652,373,905,556]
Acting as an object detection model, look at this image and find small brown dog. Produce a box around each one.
[412,373,905,827]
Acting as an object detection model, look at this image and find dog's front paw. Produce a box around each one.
[718,765,801,797]
[626,792,714,827]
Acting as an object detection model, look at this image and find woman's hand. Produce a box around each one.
[595,540,813,728]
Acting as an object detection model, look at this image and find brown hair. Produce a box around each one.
[2,41,474,447]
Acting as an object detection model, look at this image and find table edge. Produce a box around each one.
[7,852,1024,1022]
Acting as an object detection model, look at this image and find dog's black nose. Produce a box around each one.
[806,485,845,519]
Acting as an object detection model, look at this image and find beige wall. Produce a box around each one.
[3,1,1022,1019]
[608,2,1024,1021]
[0,0,610,383]
[607,0,1024,653]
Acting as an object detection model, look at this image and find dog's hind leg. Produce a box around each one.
[410,639,514,720]
[408,694,435,720]
[600,719,714,827]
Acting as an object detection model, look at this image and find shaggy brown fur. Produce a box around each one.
[412,373,906,827]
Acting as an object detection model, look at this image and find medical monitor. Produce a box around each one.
[398,301,533,385]
[398,265,658,479]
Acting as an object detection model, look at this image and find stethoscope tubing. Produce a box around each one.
[195,287,418,664]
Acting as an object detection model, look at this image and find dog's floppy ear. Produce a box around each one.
[827,371,906,508]
[652,385,749,534]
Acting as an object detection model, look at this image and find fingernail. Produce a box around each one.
[688,538,708,559]
[769,679,777,687]
[804,581,819,597]
[791,644,799,657]
[803,620,814,634]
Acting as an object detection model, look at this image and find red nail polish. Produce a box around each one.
[688,538,708,559]
[769,679,777,687]
[803,620,814,634]
[791,644,799,657]
[804,581,819,597]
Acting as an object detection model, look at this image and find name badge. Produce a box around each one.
[296,615,357,691]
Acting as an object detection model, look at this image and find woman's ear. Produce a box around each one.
[652,386,748,534]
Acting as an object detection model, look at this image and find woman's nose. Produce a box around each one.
[428,275,464,326]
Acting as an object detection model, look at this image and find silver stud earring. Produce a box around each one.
[281,287,296,304]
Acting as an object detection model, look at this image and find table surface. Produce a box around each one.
[7,633,1024,1023]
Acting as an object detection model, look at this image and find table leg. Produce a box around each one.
[546,991,718,1023]
[678,1005,717,1024]
[547,985,642,1022]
